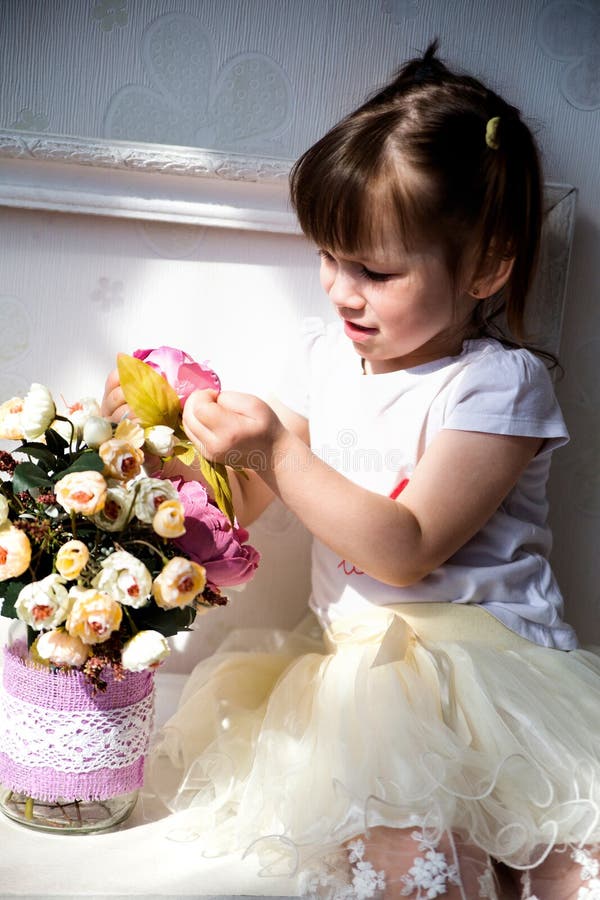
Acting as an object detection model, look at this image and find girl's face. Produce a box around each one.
[319,245,477,374]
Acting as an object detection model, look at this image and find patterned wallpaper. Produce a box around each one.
[0,0,599,646]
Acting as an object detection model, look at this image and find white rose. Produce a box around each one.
[36,629,89,668]
[93,550,152,608]
[92,484,133,532]
[68,398,102,436]
[121,630,170,672]
[133,477,179,524]
[143,426,175,458]
[83,415,113,448]
[22,383,56,440]
[15,574,70,631]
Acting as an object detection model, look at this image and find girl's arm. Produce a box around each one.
[184,389,542,587]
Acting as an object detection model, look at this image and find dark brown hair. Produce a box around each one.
[290,40,545,355]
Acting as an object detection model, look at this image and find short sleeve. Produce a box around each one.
[275,317,326,419]
[443,344,569,455]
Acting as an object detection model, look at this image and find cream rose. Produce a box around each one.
[36,629,89,668]
[152,499,186,539]
[66,587,123,645]
[0,525,32,581]
[99,439,144,482]
[93,550,152,609]
[22,383,56,440]
[0,397,24,440]
[114,418,145,449]
[153,557,206,610]
[15,575,70,631]
[55,540,90,579]
[55,470,107,516]
[134,478,179,524]
[0,495,9,528]
[121,630,170,672]
[92,484,133,532]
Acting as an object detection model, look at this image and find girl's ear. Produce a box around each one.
[469,256,514,299]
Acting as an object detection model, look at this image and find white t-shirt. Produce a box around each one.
[279,317,577,650]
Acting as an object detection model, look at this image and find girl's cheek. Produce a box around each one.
[320,271,334,294]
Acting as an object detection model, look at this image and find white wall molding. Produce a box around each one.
[0,131,298,234]
[0,130,576,355]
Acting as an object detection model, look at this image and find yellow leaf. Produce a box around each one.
[117,354,181,430]
[197,456,235,524]
[172,442,197,467]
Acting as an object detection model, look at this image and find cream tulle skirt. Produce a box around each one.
[148,603,600,891]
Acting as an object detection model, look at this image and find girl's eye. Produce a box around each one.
[359,266,392,283]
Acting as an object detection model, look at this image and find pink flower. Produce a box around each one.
[133,346,221,405]
[166,476,259,587]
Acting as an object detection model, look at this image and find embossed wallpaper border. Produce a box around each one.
[0,131,295,233]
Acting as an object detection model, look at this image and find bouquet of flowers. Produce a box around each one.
[0,346,260,687]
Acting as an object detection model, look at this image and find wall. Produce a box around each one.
[0,0,599,645]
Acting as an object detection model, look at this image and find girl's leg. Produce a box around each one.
[519,845,600,899]
[355,825,498,899]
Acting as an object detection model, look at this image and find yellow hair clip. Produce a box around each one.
[485,116,500,150]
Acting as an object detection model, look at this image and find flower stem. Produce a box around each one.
[24,796,34,820]
[124,539,169,566]
[122,605,139,636]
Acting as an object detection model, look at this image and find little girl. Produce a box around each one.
[104,43,600,899]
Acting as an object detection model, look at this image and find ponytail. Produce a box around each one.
[290,42,547,361]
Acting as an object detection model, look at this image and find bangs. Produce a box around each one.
[289,114,434,259]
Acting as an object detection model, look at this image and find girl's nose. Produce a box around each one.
[328,270,365,309]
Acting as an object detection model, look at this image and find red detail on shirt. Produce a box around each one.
[337,559,365,576]
[389,478,409,500]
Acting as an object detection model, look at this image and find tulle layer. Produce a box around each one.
[148,603,600,886]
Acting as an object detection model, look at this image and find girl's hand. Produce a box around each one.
[101,368,131,422]
[182,389,285,470]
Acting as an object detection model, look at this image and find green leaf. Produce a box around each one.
[15,442,56,469]
[117,354,182,430]
[56,450,104,479]
[45,427,69,454]
[13,462,53,492]
[130,603,197,637]
[197,456,235,524]
[0,580,26,618]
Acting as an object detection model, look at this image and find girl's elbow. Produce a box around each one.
[378,561,433,588]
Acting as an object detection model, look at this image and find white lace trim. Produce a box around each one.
[477,866,498,899]
[573,847,600,900]
[305,839,385,899]
[399,829,460,898]
[0,690,153,772]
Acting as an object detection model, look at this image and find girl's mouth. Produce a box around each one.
[343,320,378,342]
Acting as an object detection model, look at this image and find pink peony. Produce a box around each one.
[133,346,221,405]
[167,477,260,587]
